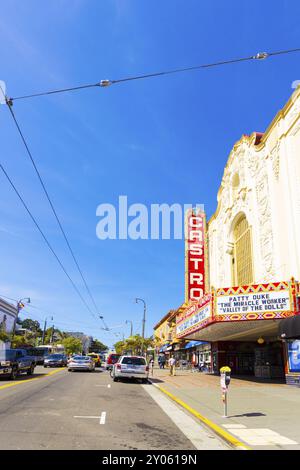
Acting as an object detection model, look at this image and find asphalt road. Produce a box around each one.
[0,366,228,450]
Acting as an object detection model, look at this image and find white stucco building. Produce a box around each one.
[208,85,300,289]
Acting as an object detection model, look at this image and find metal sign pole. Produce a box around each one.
[223,389,228,418]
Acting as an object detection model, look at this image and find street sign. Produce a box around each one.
[185,208,206,303]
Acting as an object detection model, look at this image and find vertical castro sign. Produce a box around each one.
[185,208,206,302]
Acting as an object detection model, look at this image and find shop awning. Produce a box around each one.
[182,318,284,342]
[159,344,170,352]
[183,341,207,349]
[279,315,300,339]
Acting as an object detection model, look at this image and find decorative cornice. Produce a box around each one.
[208,86,300,227]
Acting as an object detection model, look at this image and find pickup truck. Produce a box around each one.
[0,349,36,380]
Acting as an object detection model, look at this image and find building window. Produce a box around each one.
[232,214,253,285]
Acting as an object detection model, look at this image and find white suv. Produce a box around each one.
[112,356,149,383]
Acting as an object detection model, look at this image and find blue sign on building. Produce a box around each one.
[288,340,300,373]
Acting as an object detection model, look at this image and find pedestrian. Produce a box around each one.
[168,355,176,376]
[148,356,154,375]
[161,355,166,369]
[158,355,162,369]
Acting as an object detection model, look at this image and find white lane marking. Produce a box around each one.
[108,384,111,388]
[74,412,107,425]
[142,385,228,450]
[224,426,298,446]
[95,384,111,388]
[100,411,106,425]
[74,416,100,419]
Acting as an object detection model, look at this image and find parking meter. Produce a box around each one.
[220,366,231,417]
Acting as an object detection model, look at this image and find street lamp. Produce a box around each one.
[98,314,110,331]
[135,298,146,355]
[12,297,31,339]
[125,320,133,337]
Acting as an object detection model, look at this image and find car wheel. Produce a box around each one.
[44,365,47,368]
[10,367,18,380]
[113,376,118,382]
[68,369,72,372]
[27,365,34,376]
[142,378,148,384]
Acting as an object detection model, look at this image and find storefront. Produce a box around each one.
[279,315,300,385]
[211,340,284,378]
[176,281,297,379]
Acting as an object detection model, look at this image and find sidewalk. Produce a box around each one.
[149,367,300,450]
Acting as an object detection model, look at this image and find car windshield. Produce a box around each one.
[72,356,89,361]
[121,357,146,365]
[0,350,17,360]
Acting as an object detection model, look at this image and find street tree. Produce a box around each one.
[11,335,35,348]
[61,336,82,355]
[114,335,154,355]
[0,326,10,343]
[21,319,42,334]
[114,340,126,354]
[89,339,108,352]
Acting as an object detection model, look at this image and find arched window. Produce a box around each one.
[232,214,253,285]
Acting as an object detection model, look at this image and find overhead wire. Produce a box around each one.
[0,162,98,321]
[8,47,300,102]
[0,292,111,332]
[0,84,106,327]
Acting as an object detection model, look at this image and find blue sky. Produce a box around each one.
[0,0,299,347]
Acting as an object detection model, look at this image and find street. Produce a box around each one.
[0,366,228,450]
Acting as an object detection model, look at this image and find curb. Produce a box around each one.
[149,379,251,450]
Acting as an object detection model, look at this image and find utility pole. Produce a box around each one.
[42,316,53,345]
[135,298,146,355]
[42,319,47,345]
[50,324,55,344]
[126,320,133,337]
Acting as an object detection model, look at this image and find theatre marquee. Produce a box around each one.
[215,281,294,322]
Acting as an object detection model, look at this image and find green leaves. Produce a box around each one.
[61,336,82,355]
[113,335,154,355]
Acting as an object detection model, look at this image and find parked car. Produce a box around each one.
[0,349,35,380]
[106,353,120,370]
[68,356,95,372]
[44,354,68,368]
[87,352,102,367]
[24,347,50,365]
[112,356,149,383]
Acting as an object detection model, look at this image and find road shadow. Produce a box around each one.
[230,375,285,385]
[67,369,103,373]
[228,412,266,418]
[149,378,165,384]
[203,373,286,385]
[112,377,150,385]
